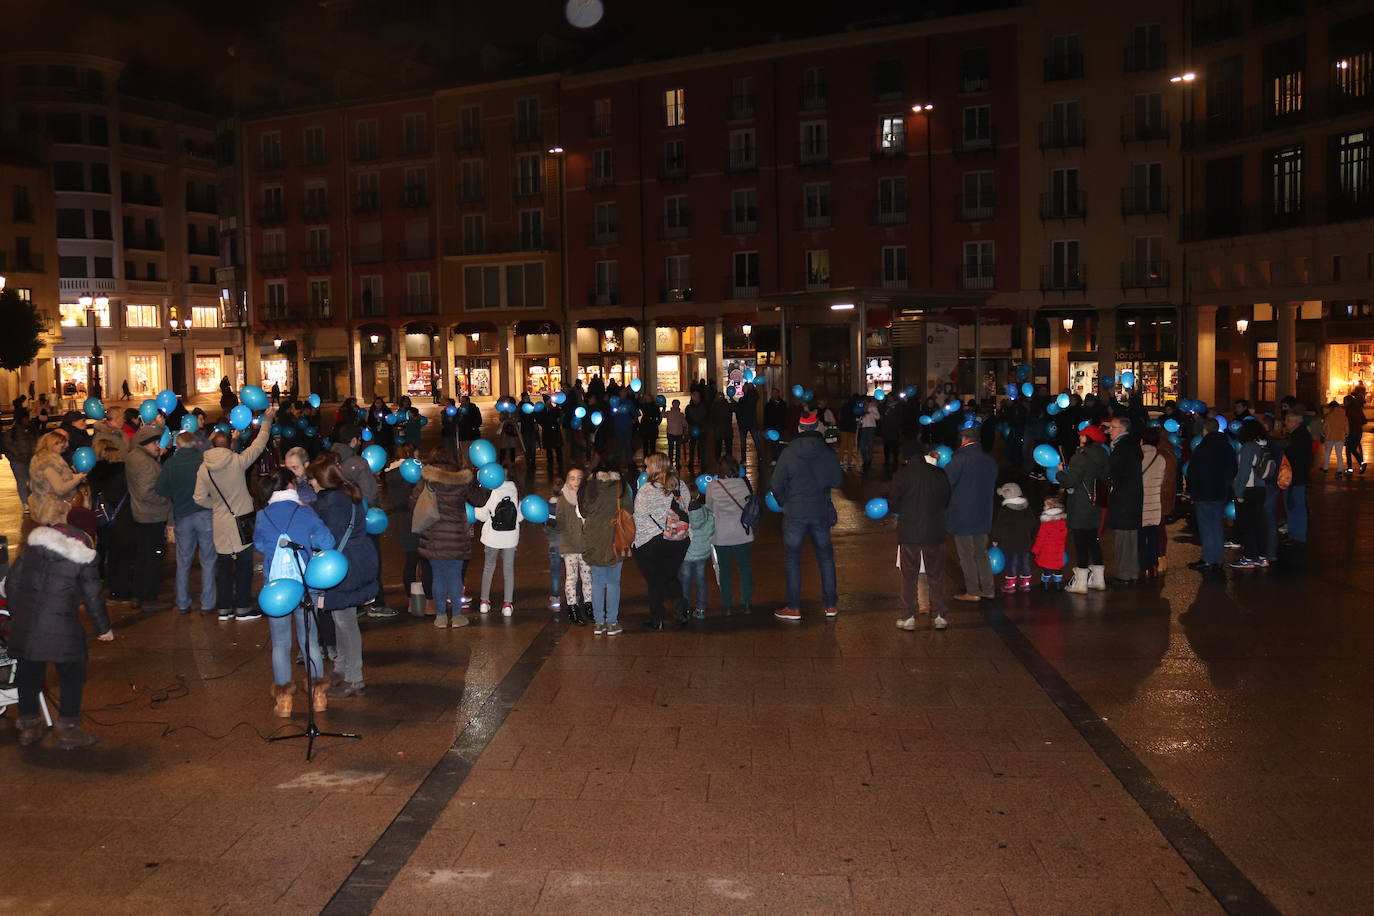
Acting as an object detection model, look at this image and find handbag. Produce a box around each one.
[719,476,760,534]
[1277,455,1293,489]
[655,484,691,542]
[611,486,636,558]
[207,469,255,545]
[411,481,440,533]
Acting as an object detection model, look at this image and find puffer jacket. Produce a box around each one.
[770,432,843,522]
[1056,442,1109,530]
[28,452,84,526]
[580,471,633,567]
[1106,433,1144,530]
[1031,507,1069,570]
[4,525,110,663]
[314,488,380,610]
[1140,443,1166,527]
[552,491,586,555]
[412,465,475,561]
[990,502,1038,555]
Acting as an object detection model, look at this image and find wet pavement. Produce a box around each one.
[0,413,1371,914]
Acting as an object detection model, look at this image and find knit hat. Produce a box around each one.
[1081,425,1107,444]
[798,411,819,431]
[995,482,1024,501]
[134,424,164,445]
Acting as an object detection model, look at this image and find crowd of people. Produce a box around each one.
[0,371,1343,750]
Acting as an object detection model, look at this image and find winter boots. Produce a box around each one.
[272,683,295,718]
[1087,565,1107,591]
[312,681,329,713]
[16,714,45,747]
[54,716,100,750]
[1065,568,1090,594]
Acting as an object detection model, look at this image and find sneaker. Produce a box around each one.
[549,597,562,611]
[1229,558,1259,569]
[933,615,948,630]
[450,614,470,628]
[235,609,263,621]
[605,623,623,636]
[366,604,400,619]
[774,607,802,621]
[1223,541,1242,550]
[433,613,449,628]
[501,603,513,617]
[693,608,706,620]
[1001,579,1018,593]
[823,607,838,618]
[479,600,492,615]
[896,616,918,631]
[178,605,192,615]
[593,623,607,635]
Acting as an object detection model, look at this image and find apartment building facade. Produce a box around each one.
[0,136,61,407]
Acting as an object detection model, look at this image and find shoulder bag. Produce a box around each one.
[411,481,440,533]
[207,469,256,545]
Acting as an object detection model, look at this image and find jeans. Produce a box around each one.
[9,459,30,507]
[953,533,994,597]
[1070,527,1104,567]
[132,521,166,601]
[1111,528,1140,580]
[174,511,217,610]
[1322,440,1344,470]
[667,434,683,467]
[431,559,465,615]
[899,543,945,616]
[482,545,516,604]
[217,546,255,610]
[1007,551,1031,577]
[782,516,838,610]
[1263,484,1280,558]
[857,428,877,467]
[1195,501,1225,565]
[633,535,689,624]
[16,658,85,718]
[270,607,322,684]
[590,563,622,625]
[1347,431,1365,468]
[1284,484,1308,542]
[547,541,562,597]
[678,557,708,609]
[563,553,591,605]
[715,542,754,607]
[331,606,364,686]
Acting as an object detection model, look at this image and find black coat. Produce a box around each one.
[990,503,1038,554]
[1187,432,1238,502]
[315,489,380,610]
[887,459,950,546]
[1106,433,1144,530]
[6,526,110,663]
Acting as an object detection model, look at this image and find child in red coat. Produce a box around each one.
[1032,494,1070,590]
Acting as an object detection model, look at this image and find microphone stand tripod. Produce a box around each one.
[268,546,362,761]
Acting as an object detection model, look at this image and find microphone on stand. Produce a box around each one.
[278,536,309,551]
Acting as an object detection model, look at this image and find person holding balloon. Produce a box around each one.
[944,425,999,603]
[705,455,756,616]
[121,424,174,612]
[254,468,336,716]
[1057,424,1110,593]
[990,482,1037,592]
[473,457,523,616]
[411,454,478,628]
[770,412,845,621]
[578,465,633,635]
[632,452,693,630]
[156,431,219,614]
[888,443,952,630]
[308,452,379,696]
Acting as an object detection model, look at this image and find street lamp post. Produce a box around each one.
[78,292,109,399]
[170,314,193,393]
[1171,72,1196,396]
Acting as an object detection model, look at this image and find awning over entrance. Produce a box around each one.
[452,321,499,335]
[577,317,637,332]
[514,319,562,336]
[764,287,992,316]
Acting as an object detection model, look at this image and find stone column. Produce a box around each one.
[852,307,866,394]
[1048,323,1066,393]
[498,323,517,397]
[1097,307,1117,390]
[441,329,455,401]
[642,321,658,396]
[1277,301,1298,401]
[1190,305,1218,405]
[562,321,578,389]
[703,318,723,389]
[395,330,408,404]
[349,332,363,401]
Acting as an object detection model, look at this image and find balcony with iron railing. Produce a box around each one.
[258,251,289,272]
[1329,188,1374,222]
[513,177,544,200]
[588,116,612,138]
[187,240,218,257]
[589,287,619,307]
[1040,264,1087,292]
[308,299,333,320]
[301,248,332,269]
[1044,51,1084,82]
[659,218,691,241]
[954,127,996,155]
[401,186,429,209]
[1121,185,1171,216]
[1121,260,1170,289]
[798,270,831,291]
[723,210,759,235]
[299,199,330,221]
[585,169,614,190]
[956,264,997,290]
[402,294,434,315]
[875,199,910,225]
[961,73,991,93]
[659,157,689,181]
[353,243,385,264]
[730,93,756,120]
[799,84,828,110]
[1120,112,1170,144]
[1039,119,1086,149]
[797,140,831,166]
[725,147,758,174]
[1040,190,1087,220]
[880,273,909,290]
[256,152,284,172]
[955,192,995,221]
[726,274,760,299]
[799,207,832,231]
[256,202,286,224]
[355,294,387,317]
[353,191,381,213]
[398,239,435,260]
[122,188,163,207]
[1124,41,1167,73]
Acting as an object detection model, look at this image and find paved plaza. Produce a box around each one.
[1,418,1371,915]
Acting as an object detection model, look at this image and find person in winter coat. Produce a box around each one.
[580,467,633,634]
[86,439,129,587]
[551,467,590,626]
[5,522,113,749]
[1230,420,1273,569]
[707,393,734,466]
[1185,418,1237,572]
[888,450,952,630]
[384,443,427,614]
[1031,495,1069,589]
[705,455,756,614]
[1344,393,1366,473]
[991,482,1038,592]
[283,446,318,507]
[638,393,662,463]
[880,401,903,472]
[1283,411,1313,544]
[1320,400,1348,472]
[496,407,520,468]
[195,408,277,619]
[1138,428,1168,579]
[1,412,37,510]
[734,383,762,465]
[633,452,693,630]
[1156,429,1179,572]
[157,431,217,614]
[308,453,380,699]
[253,468,335,717]
[770,412,845,620]
[857,399,881,476]
[944,425,999,602]
[412,456,477,628]
[124,424,172,610]
[678,492,715,619]
[1105,416,1144,585]
[684,391,709,470]
[1057,424,1110,592]
[27,430,86,526]
[475,474,524,616]
[665,400,687,468]
[458,396,483,445]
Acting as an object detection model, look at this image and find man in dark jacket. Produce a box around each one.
[945,425,999,601]
[888,453,951,629]
[1282,411,1312,544]
[1105,415,1144,584]
[1187,418,1238,571]
[156,432,216,614]
[771,411,844,620]
[457,396,483,445]
[734,383,761,465]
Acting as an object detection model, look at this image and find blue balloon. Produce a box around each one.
[1015,364,1032,382]
[1021,382,1034,397]
[1190,435,1203,450]
[696,474,714,494]
[445,405,458,417]
[690,426,702,438]
[362,444,386,473]
[1033,444,1060,468]
[1046,402,1060,416]
[919,414,932,426]
[270,424,283,436]
[988,545,1006,575]
[609,396,621,409]
[305,426,318,437]
[304,550,349,590]
[239,385,268,411]
[874,389,886,402]
[400,458,423,483]
[742,369,755,382]
[791,384,805,399]
[1163,418,1180,433]
[1006,383,1018,399]
[656,395,667,408]
[181,414,199,433]
[1121,371,1136,389]
[1167,432,1182,448]
[308,393,321,408]
[765,491,782,513]
[520,494,550,524]
[82,397,105,420]
[1101,373,1115,387]
[258,578,304,617]
[155,389,177,413]
[864,497,889,520]
[365,507,389,535]
[728,385,738,399]
[295,417,309,429]
[1078,420,1090,431]
[228,406,253,430]
[803,390,814,403]
[1047,422,1058,438]
[1194,401,1209,415]
[1224,501,1237,521]
[478,462,506,489]
[384,412,398,425]
[590,411,604,426]
[766,428,781,441]
[466,503,477,524]
[139,399,159,423]
[532,402,544,413]
[281,427,297,440]
[934,445,953,468]
[158,428,171,449]
[214,423,231,434]
[1228,420,1242,434]
[1047,465,1059,483]
[630,378,642,393]
[1055,393,1070,409]
[571,418,583,430]
[553,391,567,405]
[637,471,649,489]
[71,446,96,473]
[468,439,497,467]
[574,406,587,419]
[362,428,374,442]
[521,401,534,414]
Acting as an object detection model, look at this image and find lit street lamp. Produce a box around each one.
[169,314,193,393]
[79,292,110,398]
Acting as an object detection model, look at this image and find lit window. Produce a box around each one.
[664,88,685,127]
[126,304,159,328]
[192,305,219,328]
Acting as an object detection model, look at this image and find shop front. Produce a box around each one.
[863,313,894,394]
[128,353,164,397]
[453,325,496,398]
[1067,355,1179,405]
[56,355,105,399]
[194,353,224,394]
[405,358,439,399]
[514,321,564,394]
[260,354,291,391]
[576,324,640,388]
[652,323,703,394]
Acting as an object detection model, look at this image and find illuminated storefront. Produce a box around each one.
[194,354,223,393]
[260,355,290,390]
[128,354,163,396]
[521,358,561,394]
[56,356,105,397]
[405,359,438,398]
[577,325,641,388]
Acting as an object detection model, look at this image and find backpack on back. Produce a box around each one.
[491,494,519,531]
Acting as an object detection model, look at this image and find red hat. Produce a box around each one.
[798,411,819,430]
[1081,425,1107,444]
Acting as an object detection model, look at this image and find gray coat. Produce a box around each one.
[125,445,171,524]
[194,424,273,553]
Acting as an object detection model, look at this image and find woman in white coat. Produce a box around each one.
[475,477,524,616]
